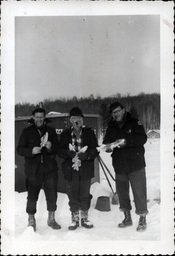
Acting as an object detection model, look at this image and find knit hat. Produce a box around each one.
[69,107,84,117]
[32,107,46,116]
[109,102,124,113]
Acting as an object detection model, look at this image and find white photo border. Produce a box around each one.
[1,1,174,255]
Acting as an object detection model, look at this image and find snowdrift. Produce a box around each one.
[14,139,160,242]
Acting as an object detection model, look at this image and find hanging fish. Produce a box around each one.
[97,139,126,152]
[40,132,48,148]
[69,144,88,171]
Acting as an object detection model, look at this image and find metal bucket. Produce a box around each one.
[95,196,111,212]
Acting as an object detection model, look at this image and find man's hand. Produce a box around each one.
[45,141,52,150]
[32,147,41,155]
[106,148,113,153]
[67,150,76,159]
[116,139,126,148]
[105,144,113,153]
[78,152,88,160]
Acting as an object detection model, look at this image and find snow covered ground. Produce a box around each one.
[13,138,161,251]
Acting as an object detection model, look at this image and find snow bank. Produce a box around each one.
[11,139,162,254]
[15,183,160,242]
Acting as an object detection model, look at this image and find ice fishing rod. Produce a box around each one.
[97,155,115,194]
[98,155,116,182]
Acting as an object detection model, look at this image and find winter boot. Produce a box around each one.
[136,214,147,232]
[81,210,93,229]
[28,214,36,231]
[47,211,61,230]
[68,211,79,230]
[118,210,133,228]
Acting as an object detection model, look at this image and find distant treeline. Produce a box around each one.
[15,93,160,132]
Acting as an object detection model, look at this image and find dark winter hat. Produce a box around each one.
[109,102,124,113]
[69,107,84,117]
[32,107,46,116]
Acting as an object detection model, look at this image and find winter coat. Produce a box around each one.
[17,119,59,180]
[58,126,98,181]
[103,112,147,174]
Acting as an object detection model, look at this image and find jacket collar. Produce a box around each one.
[27,117,51,125]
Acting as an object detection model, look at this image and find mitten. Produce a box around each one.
[67,150,76,159]
[78,152,88,160]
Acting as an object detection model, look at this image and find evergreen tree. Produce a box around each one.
[15,93,160,133]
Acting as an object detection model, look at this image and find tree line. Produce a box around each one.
[15,93,160,132]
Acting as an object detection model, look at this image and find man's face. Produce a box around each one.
[33,112,45,127]
[112,107,125,122]
[70,116,83,131]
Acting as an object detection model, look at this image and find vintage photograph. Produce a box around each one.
[1,1,174,255]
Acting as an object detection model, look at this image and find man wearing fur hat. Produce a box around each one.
[103,102,148,232]
[58,107,98,230]
[17,107,61,231]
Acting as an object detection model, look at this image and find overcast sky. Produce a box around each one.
[15,15,160,104]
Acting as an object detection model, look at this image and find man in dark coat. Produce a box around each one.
[17,107,61,231]
[103,102,148,232]
[58,107,98,230]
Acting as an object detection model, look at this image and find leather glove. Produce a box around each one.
[67,150,76,159]
[78,152,88,160]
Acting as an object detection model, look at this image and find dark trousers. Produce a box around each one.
[116,168,148,215]
[67,171,92,213]
[26,164,58,214]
